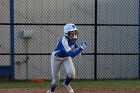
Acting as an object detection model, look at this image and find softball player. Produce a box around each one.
[47,23,88,93]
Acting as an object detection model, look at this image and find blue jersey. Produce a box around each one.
[54,36,83,58]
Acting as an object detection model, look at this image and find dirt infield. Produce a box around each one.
[0,88,140,93]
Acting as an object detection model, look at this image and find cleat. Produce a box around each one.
[63,82,74,93]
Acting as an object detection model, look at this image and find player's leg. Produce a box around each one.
[63,57,75,93]
[48,53,62,93]
[63,57,75,84]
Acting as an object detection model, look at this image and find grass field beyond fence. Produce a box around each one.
[1,79,140,89]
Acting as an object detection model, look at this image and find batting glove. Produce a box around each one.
[80,41,88,49]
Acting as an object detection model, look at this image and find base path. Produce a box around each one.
[0,88,140,93]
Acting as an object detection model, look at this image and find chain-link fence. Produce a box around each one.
[0,0,139,80]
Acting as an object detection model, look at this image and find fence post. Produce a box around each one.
[139,0,140,79]
[10,0,14,80]
[94,0,97,80]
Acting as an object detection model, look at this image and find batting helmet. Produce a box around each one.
[64,23,78,36]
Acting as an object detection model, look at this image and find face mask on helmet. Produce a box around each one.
[68,30,79,39]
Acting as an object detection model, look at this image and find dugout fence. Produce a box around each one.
[0,0,139,80]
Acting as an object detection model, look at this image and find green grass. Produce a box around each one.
[1,80,140,89]
[71,80,140,89]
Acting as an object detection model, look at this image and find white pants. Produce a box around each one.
[51,52,75,85]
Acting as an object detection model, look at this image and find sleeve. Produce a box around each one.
[62,38,83,58]
[67,48,83,58]
[61,38,71,52]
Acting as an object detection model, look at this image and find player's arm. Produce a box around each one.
[67,48,83,58]
[62,38,87,58]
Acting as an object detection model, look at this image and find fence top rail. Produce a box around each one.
[0,53,139,55]
[0,23,139,26]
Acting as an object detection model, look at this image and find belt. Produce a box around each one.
[54,53,68,58]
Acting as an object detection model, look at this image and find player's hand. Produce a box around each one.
[80,41,88,49]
